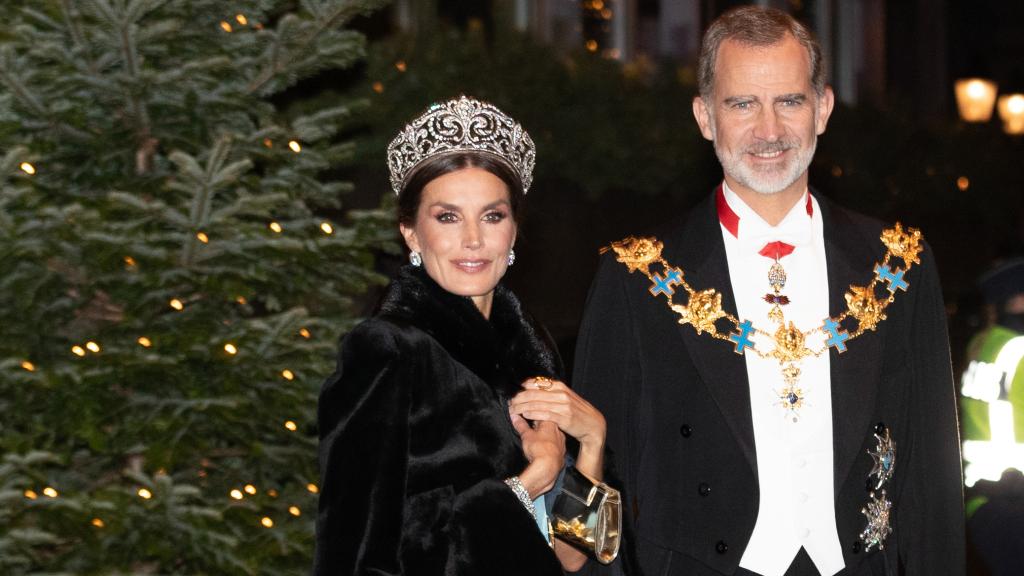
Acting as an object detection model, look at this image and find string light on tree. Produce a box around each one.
[307,483,319,494]
[21,360,35,371]
[170,298,184,311]
[220,21,232,33]
[289,506,301,517]
[124,256,137,267]
[236,296,247,305]
[138,488,153,499]
[395,60,407,72]
[957,176,970,191]
[372,81,384,94]
[288,140,301,153]
[86,341,101,353]
[72,345,86,357]
[261,517,274,528]
[284,420,298,431]
[24,489,38,500]
[235,14,248,25]
[224,343,238,355]
[20,162,35,175]
[263,138,273,148]
[267,489,279,498]
[320,222,334,235]
[196,232,209,243]
[138,337,152,347]
[244,484,257,495]
[299,328,311,338]
[91,518,105,528]
[43,487,58,498]
[230,489,244,500]
[281,369,294,380]
[269,221,283,233]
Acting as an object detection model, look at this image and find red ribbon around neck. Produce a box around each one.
[758,241,795,260]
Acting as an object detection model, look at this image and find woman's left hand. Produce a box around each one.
[510,378,606,451]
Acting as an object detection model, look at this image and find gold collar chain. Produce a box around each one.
[603,223,924,418]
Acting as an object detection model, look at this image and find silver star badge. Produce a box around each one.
[859,490,893,551]
[867,428,896,490]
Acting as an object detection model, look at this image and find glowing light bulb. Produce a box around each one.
[43,487,58,498]
[586,40,598,52]
[281,369,294,381]
[170,298,184,311]
[261,517,274,528]
[138,337,152,347]
[24,489,38,499]
[288,140,301,153]
[284,420,298,431]
[289,506,301,516]
[21,360,35,371]
[138,488,152,499]
[307,483,319,494]
[395,61,407,72]
[196,232,209,243]
[230,489,244,500]
[244,484,257,495]
[236,296,247,305]
[320,222,334,235]
[91,518,105,528]
[85,341,100,353]
[220,21,232,32]
[124,256,137,267]
[269,221,283,233]
[267,489,278,498]
[299,328,311,338]
[372,82,384,94]
[224,343,238,355]
[957,176,970,191]
[71,346,86,357]
[20,162,35,175]
[263,138,273,148]
[236,14,248,25]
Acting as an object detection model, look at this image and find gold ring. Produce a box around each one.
[534,376,554,390]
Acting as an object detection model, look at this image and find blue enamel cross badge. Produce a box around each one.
[823,317,850,353]
[874,264,909,293]
[729,320,756,355]
[649,267,683,297]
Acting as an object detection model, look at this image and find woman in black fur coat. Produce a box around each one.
[313,97,608,575]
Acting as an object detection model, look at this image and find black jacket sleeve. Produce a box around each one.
[896,245,965,575]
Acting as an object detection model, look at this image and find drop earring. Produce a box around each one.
[507,248,516,267]
[410,251,422,267]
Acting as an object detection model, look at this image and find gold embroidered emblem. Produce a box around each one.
[603,236,663,275]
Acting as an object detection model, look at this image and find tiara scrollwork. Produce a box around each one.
[386,96,536,195]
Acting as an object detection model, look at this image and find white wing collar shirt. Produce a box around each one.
[719,182,845,576]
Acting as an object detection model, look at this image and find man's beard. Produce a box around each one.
[713,131,817,196]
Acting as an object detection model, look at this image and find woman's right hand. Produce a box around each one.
[510,410,565,499]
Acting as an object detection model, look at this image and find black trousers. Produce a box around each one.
[734,548,826,576]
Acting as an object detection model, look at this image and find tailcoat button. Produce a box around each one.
[680,424,692,438]
[716,540,728,554]
[698,482,711,496]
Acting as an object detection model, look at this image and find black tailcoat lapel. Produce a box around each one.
[817,195,887,494]
[662,193,758,478]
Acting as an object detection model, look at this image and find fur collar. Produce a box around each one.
[377,265,561,399]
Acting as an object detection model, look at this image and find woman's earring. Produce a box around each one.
[410,251,422,267]
[507,248,516,267]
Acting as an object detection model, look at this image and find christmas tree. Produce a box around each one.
[0,1,392,573]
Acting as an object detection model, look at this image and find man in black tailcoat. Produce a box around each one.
[571,6,963,576]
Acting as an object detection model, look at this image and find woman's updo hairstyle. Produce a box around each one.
[396,152,525,227]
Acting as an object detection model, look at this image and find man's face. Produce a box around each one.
[693,35,833,198]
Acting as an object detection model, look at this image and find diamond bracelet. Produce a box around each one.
[504,476,536,519]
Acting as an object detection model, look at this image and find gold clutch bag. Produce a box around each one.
[549,466,621,564]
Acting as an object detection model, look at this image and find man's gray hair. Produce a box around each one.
[697,6,826,101]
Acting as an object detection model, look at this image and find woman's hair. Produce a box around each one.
[397,152,525,227]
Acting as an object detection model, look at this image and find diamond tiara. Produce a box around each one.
[386,96,536,195]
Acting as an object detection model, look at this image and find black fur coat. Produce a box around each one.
[313,265,565,575]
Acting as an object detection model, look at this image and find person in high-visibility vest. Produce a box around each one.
[961,258,1024,491]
